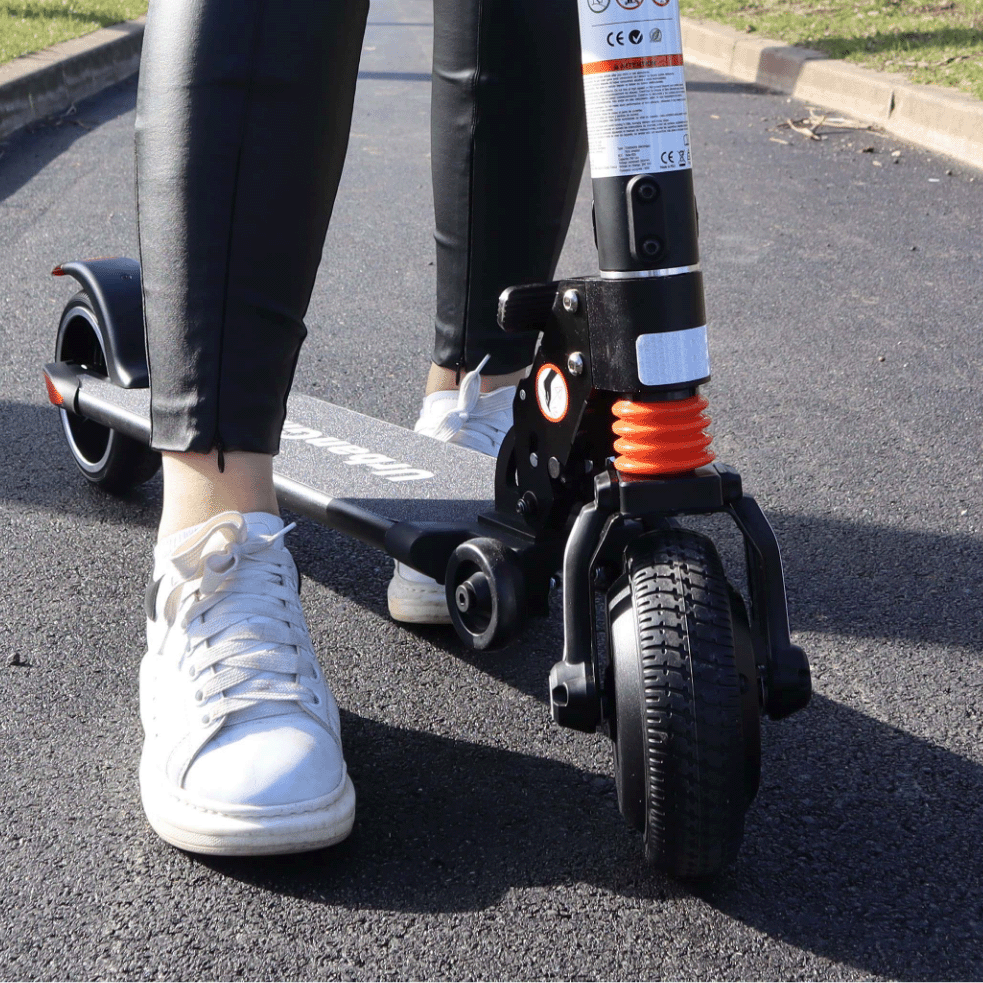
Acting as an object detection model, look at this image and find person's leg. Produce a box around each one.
[138,0,368,465]
[429,0,587,383]
[136,0,367,855]
[157,452,277,540]
[388,0,588,624]
[424,363,526,397]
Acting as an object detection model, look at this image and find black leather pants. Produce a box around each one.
[136,0,586,455]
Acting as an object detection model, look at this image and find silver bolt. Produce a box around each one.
[529,452,539,468]
[519,388,526,401]
[548,457,561,479]
[562,289,580,314]
[567,352,584,376]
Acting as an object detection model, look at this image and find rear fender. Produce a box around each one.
[53,257,147,389]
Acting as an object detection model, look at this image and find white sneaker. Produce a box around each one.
[387,356,515,625]
[139,511,355,855]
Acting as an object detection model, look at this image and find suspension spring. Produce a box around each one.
[611,394,715,477]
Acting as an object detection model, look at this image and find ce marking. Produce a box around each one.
[660,150,675,165]
[606,30,625,46]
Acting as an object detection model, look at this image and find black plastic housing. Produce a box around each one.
[584,273,708,392]
[592,169,699,272]
[53,257,147,389]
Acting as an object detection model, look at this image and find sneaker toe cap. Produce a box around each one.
[183,718,345,808]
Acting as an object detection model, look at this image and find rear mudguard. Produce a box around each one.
[53,257,147,389]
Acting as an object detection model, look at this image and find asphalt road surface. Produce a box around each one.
[2,1,982,979]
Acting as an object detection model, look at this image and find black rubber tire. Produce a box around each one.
[608,528,753,879]
[56,292,160,493]
[445,537,526,651]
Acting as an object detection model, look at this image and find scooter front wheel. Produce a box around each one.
[607,528,757,878]
[55,291,160,493]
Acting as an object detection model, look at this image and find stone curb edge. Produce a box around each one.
[681,16,983,172]
[0,14,980,172]
[0,18,145,142]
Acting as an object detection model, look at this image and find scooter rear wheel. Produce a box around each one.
[55,291,160,493]
[607,528,756,878]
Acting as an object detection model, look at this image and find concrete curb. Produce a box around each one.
[0,18,144,142]
[0,13,980,172]
[680,16,983,172]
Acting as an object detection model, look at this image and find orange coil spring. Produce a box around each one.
[612,395,715,476]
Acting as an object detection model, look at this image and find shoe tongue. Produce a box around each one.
[243,512,284,537]
[420,389,464,414]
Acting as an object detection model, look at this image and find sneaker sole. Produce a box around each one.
[140,755,356,856]
[387,575,453,625]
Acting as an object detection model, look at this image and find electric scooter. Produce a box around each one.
[42,0,811,878]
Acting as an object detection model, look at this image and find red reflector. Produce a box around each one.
[43,371,64,406]
[51,265,65,276]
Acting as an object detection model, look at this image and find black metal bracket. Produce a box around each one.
[549,472,620,733]
[728,496,812,719]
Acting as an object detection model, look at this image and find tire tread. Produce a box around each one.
[626,529,746,878]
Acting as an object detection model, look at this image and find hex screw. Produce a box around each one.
[641,237,662,258]
[516,492,537,517]
[456,582,474,613]
[567,352,584,376]
[562,289,580,314]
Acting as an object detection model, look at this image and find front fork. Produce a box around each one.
[488,0,811,730]
[492,279,811,731]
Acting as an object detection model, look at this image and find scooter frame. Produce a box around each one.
[42,0,812,877]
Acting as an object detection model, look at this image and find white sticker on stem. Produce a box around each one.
[578,0,692,178]
[635,325,710,386]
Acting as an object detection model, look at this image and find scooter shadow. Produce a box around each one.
[0,400,160,528]
[285,511,563,706]
[280,516,983,977]
[15,393,982,975]
[199,693,983,980]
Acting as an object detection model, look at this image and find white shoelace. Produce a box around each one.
[414,354,515,455]
[161,516,319,726]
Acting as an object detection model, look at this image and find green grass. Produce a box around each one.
[1,1,147,66]
[681,0,983,100]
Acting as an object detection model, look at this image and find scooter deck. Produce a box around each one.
[61,371,497,569]
[275,392,496,531]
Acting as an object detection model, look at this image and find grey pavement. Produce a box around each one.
[2,0,983,979]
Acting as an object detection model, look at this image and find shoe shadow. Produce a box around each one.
[198,694,983,980]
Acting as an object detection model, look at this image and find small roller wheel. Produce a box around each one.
[607,528,757,879]
[445,538,526,651]
[56,291,160,493]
